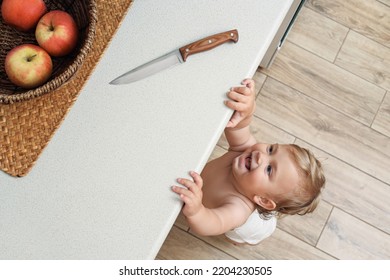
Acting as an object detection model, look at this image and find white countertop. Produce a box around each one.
[0,0,294,259]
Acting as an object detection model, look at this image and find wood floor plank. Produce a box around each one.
[261,41,385,126]
[372,92,390,137]
[296,139,390,235]
[277,200,332,246]
[317,208,390,259]
[194,229,334,260]
[174,212,189,231]
[378,0,390,7]
[255,77,390,185]
[156,226,235,260]
[306,0,390,48]
[335,31,390,91]
[252,71,267,97]
[287,7,349,62]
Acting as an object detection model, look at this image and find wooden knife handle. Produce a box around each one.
[179,29,239,62]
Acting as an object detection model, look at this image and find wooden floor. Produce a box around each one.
[156,0,390,260]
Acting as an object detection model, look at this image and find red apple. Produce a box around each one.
[1,0,47,32]
[5,44,53,89]
[35,10,79,57]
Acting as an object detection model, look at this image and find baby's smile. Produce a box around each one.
[245,156,251,171]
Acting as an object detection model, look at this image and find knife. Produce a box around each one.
[109,29,239,85]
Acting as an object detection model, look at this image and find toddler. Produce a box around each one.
[172,79,325,245]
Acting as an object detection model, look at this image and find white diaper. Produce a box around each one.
[225,211,277,245]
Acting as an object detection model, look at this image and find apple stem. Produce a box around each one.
[27,55,37,62]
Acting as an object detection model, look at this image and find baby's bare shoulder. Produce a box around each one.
[226,192,255,211]
[220,195,255,227]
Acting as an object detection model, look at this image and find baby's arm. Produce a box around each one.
[224,79,257,152]
[172,171,250,236]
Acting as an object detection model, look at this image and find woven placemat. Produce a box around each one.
[0,0,134,177]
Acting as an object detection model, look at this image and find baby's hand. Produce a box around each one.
[172,171,204,217]
[225,79,256,128]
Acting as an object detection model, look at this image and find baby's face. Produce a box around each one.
[231,143,300,207]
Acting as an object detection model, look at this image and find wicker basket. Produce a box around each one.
[0,0,97,104]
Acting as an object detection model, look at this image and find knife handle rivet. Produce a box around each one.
[230,33,234,37]
[208,40,212,44]
[185,48,189,52]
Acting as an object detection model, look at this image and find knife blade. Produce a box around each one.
[109,29,239,85]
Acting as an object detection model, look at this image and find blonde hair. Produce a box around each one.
[257,144,325,219]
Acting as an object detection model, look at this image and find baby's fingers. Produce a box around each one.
[172,185,191,196]
[242,79,255,90]
[176,177,196,190]
[224,99,246,112]
[227,90,246,102]
[190,171,203,189]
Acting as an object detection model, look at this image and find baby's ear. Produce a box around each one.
[254,196,276,211]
